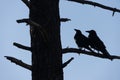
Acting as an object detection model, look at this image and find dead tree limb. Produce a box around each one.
[13,42,31,51]
[62,48,120,60]
[16,18,40,28]
[60,18,71,22]
[16,18,48,43]
[68,0,120,16]
[62,57,74,68]
[5,56,31,70]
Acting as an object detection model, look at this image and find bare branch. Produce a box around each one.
[62,48,120,60]
[68,0,120,16]
[16,18,40,28]
[16,18,48,43]
[17,18,29,23]
[60,18,71,22]
[5,56,31,70]
[62,57,74,68]
[21,0,30,8]
[13,42,31,51]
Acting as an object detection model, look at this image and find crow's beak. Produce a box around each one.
[86,30,90,33]
[74,29,78,31]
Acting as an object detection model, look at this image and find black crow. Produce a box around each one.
[74,29,93,52]
[86,30,110,56]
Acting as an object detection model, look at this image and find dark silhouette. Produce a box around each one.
[5,1,120,80]
[86,30,110,56]
[74,29,93,52]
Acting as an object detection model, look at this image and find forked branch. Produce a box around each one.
[68,0,120,16]
[5,56,31,70]
[62,48,120,60]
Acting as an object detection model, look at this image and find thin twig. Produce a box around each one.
[68,0,120,16]
[60,18,71,22]
[62,57,74,68]
[13,42,31,51]
[5,56,31,70]
[62,48,120,60]
[17,18,40,27]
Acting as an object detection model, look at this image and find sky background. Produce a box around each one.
[0,0,120,80]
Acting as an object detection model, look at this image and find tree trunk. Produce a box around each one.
[29,0,63,80]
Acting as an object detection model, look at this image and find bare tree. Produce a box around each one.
[5,0,120,80]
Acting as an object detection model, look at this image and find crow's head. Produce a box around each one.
[86,30,96,34]
[74,29,82,34]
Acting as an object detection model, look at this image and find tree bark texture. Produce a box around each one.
[29,0,63,80]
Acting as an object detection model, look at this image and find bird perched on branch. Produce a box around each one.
[86,30,110,56]
[74,29,93,52]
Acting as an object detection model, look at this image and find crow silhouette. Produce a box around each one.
[86,30,110,56]
[74,29,93,52]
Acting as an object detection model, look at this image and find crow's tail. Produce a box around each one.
[102,49,110,57]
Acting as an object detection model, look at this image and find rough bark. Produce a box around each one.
[29,0,63,80]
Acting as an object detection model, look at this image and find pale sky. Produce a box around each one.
[0,0,120,80]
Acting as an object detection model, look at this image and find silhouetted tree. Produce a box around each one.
[5,0,120,80]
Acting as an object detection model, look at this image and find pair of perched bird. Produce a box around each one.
[74,29,110,57]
